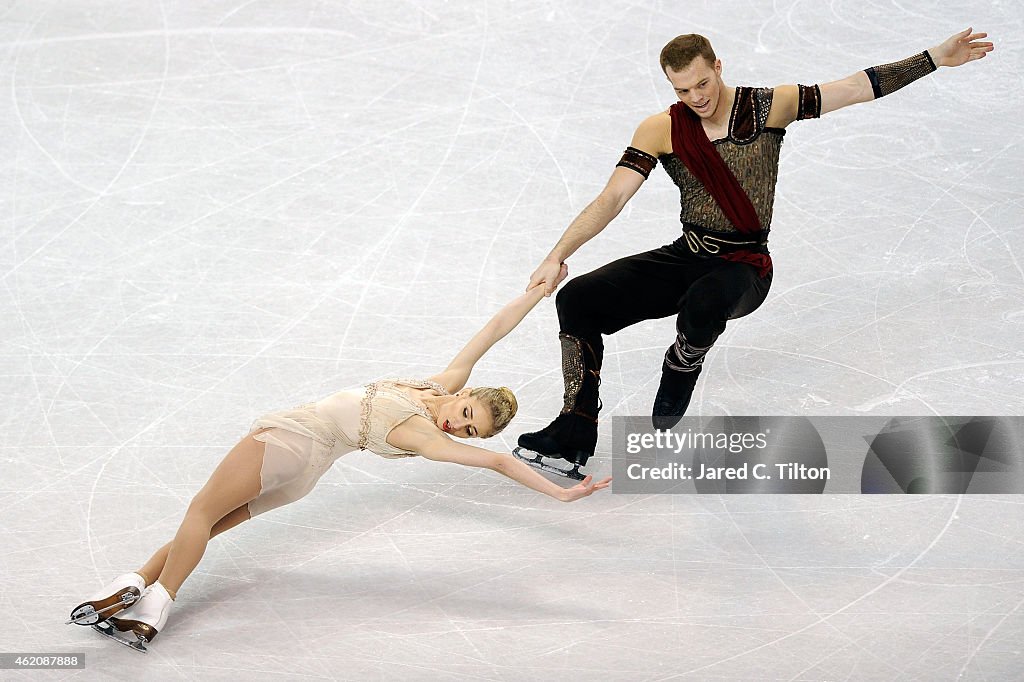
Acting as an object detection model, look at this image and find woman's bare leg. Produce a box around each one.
[150,430,269,596]
[135,504,252,586]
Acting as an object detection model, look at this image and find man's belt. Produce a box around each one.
[679,222,769,256]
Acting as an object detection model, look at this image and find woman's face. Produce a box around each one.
[436,391,495,439]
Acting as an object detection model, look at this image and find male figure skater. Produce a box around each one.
[514,28,994,479]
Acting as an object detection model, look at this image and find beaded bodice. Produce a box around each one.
[357,378,449,458]
[660,86,784,238]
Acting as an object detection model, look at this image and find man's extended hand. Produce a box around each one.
[930,27,993,68]
[526,259,569,297]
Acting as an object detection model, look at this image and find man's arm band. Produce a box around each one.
[796,84,822,120]
[864,50,937,99]
[616,146,658,179]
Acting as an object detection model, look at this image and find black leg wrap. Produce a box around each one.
[652,332,712,430]
[517,333,601,467]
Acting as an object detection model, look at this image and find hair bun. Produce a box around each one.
[501,386,518,410]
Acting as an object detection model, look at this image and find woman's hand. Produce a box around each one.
[559,474,612,502]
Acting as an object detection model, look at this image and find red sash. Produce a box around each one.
[669,101,772,277]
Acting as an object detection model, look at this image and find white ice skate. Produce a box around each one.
[67,572,146,626]
[92,581,173,653]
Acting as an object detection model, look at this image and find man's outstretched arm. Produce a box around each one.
[769,27,994,126]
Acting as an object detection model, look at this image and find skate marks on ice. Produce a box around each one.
[3,0,1023,678]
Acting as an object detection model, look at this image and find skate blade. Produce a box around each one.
[66,588,140,625]
[513,447,586,481]
[91,622,149,653]
[67,601,134,626]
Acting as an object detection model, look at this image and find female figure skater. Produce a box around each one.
[68,275,611,652]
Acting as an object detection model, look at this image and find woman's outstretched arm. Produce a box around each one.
[428,267,566,393]
[389,417,610,502]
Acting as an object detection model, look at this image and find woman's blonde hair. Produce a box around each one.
[469,386,518,437]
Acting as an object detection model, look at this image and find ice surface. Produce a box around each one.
[2,1,1022,679]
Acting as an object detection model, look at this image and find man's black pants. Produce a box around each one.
[555,240,773,368]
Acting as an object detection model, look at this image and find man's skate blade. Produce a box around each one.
[513,447,586,481]
[91,622,148,653]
